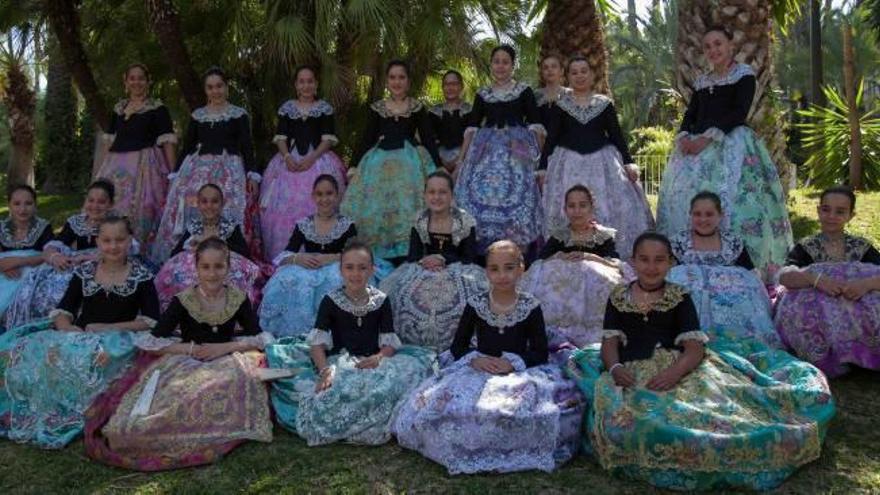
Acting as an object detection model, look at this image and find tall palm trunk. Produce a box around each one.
[145,0,204,111]
[41,36,79,193]
[2,60,36,189]
[842,21,862,190]
[540,0,610,95]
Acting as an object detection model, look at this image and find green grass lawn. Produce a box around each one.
[0,188,878,494]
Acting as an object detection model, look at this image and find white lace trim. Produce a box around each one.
[528,123,547,136]
[674,330,709,345]
[134,333,180,351]
[670,229,745,266]
[555,93,612,125]
[551,224,616,249]
[693,63,755,91]
[602,329,628,347]
[307,328,334,349]
[66,213,98,238]
[378,332,402,349]
[156,133,177,145]
[235,331,275,350]
[186,216,237,241]
[113,98,164,115]
[0,217,48,249]
[701,127,725,142]
[136,315,158,328]
[277,99,333,120]
[321,134,339,145]
[534,86,572,106]
[468,292,540,329]
[477,81,530,103]
[428,102,473,117]
[369,98,424,119]
[296,215,353,247]
[191,104,247,123]
[74,258,154,297]
[327,286,387,317]
[413,207,476,247]
[48,308,74,321]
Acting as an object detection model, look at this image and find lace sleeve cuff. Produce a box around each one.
[624,163,639,174]
[378,332,402,350]
[306,328,333,349]
[674,330,709,345]
[48,309,74,321]
[247,172,262,183]
[701,127,725,143]
[464,126,478,138]
[272,250,296,267]
[528,123,547,136]
[774,264,802,285]
[134,333,181,351]
[102,133,116,144]
[320,134,339,145]
[44,241,72,254]
[272,134,288,145]
[602,329,628,347]
[235,332,275,350]
[156,133,178,146]
[501,352,527,372]
[136,315,157,329]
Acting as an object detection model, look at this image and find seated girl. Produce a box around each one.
[776,185,880,377]
[5,180,117,329]
[85,237,273,470]
[154,184,261,310]
[394,240,584,474]
[0,185,54,316]
[265,241,435,446]
[0,216,159,448]
[380,171,487,351]
[667,191,779,347]
[521,185,628,347]
[567,233,835,491]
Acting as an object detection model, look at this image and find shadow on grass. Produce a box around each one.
[789,211,820,240]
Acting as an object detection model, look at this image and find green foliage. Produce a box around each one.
[630,126,674,158]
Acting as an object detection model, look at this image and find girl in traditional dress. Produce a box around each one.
[5,180,116,329]
[667,191,779,347]
[380,171,487,351]
[522,185,627,347]
[153,67,258,263]
[776,186,880,377]
[567,233,834,491]
[85,237,273,470]
[534,53,569,134]
[265,241,435,446]
[0,186,53,316]
[95,63,176,248]
[541,56,653,258]
[427,70,471,175]
[341,60,439,262]
[394,240,584,474]
[260,65,347,261]
[0,216,159,448]
[154,184,261,311]
[655,26,791,279]
[454,45,544,254]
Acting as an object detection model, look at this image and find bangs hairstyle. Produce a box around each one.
[442,70,464,85]
[194,236,230,263]
[690,191,723,213]
[491,45,517,64]
[98,214,132,236]
[124,63,151,81]
[198,183,225,202]
[341,239,374,264]
[313,174,340,192]
[704,25,733,41]
[88,179,116,203]
[202,66,227,84]
[564,184,594,206]
[632,231,673,259]
[8,184,37,202]
[386,59,410,77]
[566,55,590,71]
[820,185,857,211]
[294,64,318,81]
[485,239,524,266]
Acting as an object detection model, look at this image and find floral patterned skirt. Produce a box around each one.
[155,251,262,312]
[566,334,835,491]
[393,350,584,474]
[266,337,436,446]
[655,127,792,280]
[259,150,347,261]
[84,352,272,471]
[455,127,544,252]
[3,253,93,330]
[0,250,41,322]
[340,143,435,259]
[379,262,488,352]
[774,262,880,377]
[0,320,136,448]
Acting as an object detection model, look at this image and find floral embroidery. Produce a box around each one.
[369,98,425,119]
[428,102,472,117]
[477,81,530,103]
[113,98,164,116]
[468,291,540,329]
[187,216,237,241]
[326,286,387,318]
[555,93,612,125]
[191,104,247,123]
[551,224,616,249]
[75,259,154,297]
[693,63,755,92]
[609,283,687,315]
[177,286,246,325]
[799,233,873,263]
[534,86,571,106]
[277,99,334,120]
[413,208,476,247]
[67,213,99,238]
[296,215,353,247]
[0,217,48,249]
[670,229,746,266]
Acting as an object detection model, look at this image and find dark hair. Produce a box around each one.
[486,239,524,265]
[98,214,132,236]
[87,179,115,203]
[632,231,673,258]
[541,53,564,69]
[442,70,463,85]
[820,185,857,211]
[198,183,225,202]
[491,45,517,64]
[425,170,454,192]
[566,55,590,71]
[124,63,150,81]
[313,174,340,193]
[293,64,318,81]
[8,184,36,202]
[341,239,374,264]
[704,25,733,41]
[194,236,230,263]
[564,184,594,206]
[202,66,227,84]
[386,59,410,77]
[690,191,723,214]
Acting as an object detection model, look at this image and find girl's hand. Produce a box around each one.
[689,136,711,155]
[247,179,259,196]
[192,343,233,361]
[284,154,299,172]
[85,323,112,332]
[299,155,317,171]
[624,164,640,182]
[470,356,513,375]
[611,365,636,388]
[355,354,382,369]
[57,324,84,332]
[295,253,322,269]
[419,256,445,271]
[48,253,71,270]
[842,280,874,301]
[315,367,334,392]
[816,276,846,297]
[3,268,21,279]
[646,367,683,391]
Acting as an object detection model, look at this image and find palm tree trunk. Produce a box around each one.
[145,0,204,111]
[2,61,36,189]
[809,0,825,107]
[41,36,79,194]
[842,21,862,190]
[540,0,610,95]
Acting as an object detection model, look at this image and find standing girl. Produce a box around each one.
[428,70,471,174]
[534,53,569,132]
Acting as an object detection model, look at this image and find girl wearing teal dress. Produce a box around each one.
[0,185,53,318]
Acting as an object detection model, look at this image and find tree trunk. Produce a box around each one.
[43,0,109,131]
[627,0,639,36]
[842,21,862,190]
[2,61,36,189]
[145,0,204,111]
[41,36,79,194]
[540,0,610,95]
[809,0,825,107]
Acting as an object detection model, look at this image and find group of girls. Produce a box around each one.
[0,23,876,492]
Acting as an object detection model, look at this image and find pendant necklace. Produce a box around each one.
[489,290,517,334]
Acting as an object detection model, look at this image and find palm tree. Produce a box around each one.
[145,0,204,110]
[0,27,37,189]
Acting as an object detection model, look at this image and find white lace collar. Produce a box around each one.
[534,86,571,106]
[694,63,755,91]
[477,81,530,103]
[370,98,424,119]
[469,291,540,329]
[74,258,154,297]
[327,286,386,317]
[187,216,237,241]
[296,215,353,246]
[800,233,873,263]
[277,99,333,120]
[113,98,164,116]
[670,229,745,266]
[428,102,472,117]
[67,213,99,238]
[551,224,616,248]
[191,104,247,123]
[556,93,612,125]
[0,217,48,249]
[413,208,475,247]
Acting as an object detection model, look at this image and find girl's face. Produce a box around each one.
[632,240,672,288]
[568,61,592,93]
[424,177,452,214]
[564,190,594,229]
[817,193,854,234]
[486,248,523,293]
[340,249,374,291]
[702,31,734,69]
[197,187,223,222]
[196,248,229,290]
[97,223,131,263]
[442,74,463,102]
[690,199,722,236]
[204,75,228,104]
[386,66,410,99]
[491,50,514,84]
[124,67,149,98]
[295,69,317,100]
[84,188,113,220]
[312,180,339,217]
[9,190,35,225]
[541,57,563,86]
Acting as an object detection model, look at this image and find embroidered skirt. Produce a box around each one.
[155,250,262,312]
[0,250,41,322]
[4,253,93,330]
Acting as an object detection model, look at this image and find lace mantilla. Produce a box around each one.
[477,81,530,103]
[191,104,247,123]
[187,216,237,241]
[534,86,571,106]
[0,217,48,249]
[413,208,475,247]
[67,213,99,238]
[551,224,616,248]
[74,258,153,297]
[370,98,424,119]
[326,286,386,317]
[800,233,873,263]
[278,99,334,120]
[297,215,353,247]
[428,102,472,117]
[113,98,164,116]
[469,291,540,329]
[608,283,687,316]
[177,286,247,326]
[670,229,745,266]
[693,63,755,92]
[556,93,612,125]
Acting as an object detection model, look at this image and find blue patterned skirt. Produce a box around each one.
[0,250,41,323]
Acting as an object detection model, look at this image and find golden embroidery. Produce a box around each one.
[177,286,246,326]
[608,283,687,320]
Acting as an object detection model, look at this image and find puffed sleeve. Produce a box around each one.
[416,107,443,166]
[734,247,755,270]
[339,222,357,248]
[352,108,382,167]
[234,298,261,336]
[521,87,545,135]
[226,226,250,258]
[538,236,564,260]
[273,114,290,146]
[465,93,486,134]
[306,295,335,349]
[54,220,77,248]
[107,111,119,136]
[52,274,84,321]
[679,91,700,135]
[539,104,563,170]
[154,105,177,145]
[603,103,633,164]
[454,228,477,265]
[427,108,443,148]
[136,280,161,327]
[320,111,338,145]
[237,114,258,174]
[169,231,191,258]
[710,76,755,134]
[33,223,54,250]
[177,118,198,170]
[450,303,477,359]
[152,296,185,337]
[406,228,424,263]
[377,298,401,349]
[284,225,305,254]
[520,306,549,367]
[672,292,708,345]
[784,243,814,268]
[601,296,626,345]
[862,245,880,265]
[595,237,620,259]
